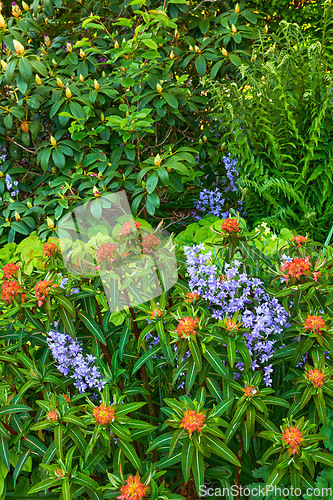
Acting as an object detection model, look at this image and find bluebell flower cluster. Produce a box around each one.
[193,154,241,220]
[184,245,289,386]
[47,327,105,393]
[59,275,80,294]
[0,149,19,198]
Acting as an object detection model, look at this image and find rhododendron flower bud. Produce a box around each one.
[21,121,29,133]
[35,74,42,85]
[66,42,72,52]
[154,154,161,166]
[94,79,100,90]
[65,86,72,99]
[15,211,21,221]
[46,216,54,228]
[1,60,7,71]
[13,39,25,56]
[231,24,237,33]
[22,1,29,11]
[235,3,240,12]
[156,83,162,94]
[56,77,63,88]
[222,47,228,56]
[264,24,269,34]
[44,35,51,47]
[114,40,119,48]
[12,3,22,17]
[79,73,84,82]
[0,15,6,29]
[189,45,193,51]
[79,49,86,58]
[93,185,101,197]
[169,50,174,59]
[195,45,201,53]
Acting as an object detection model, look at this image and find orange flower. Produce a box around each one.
[35,280,57,307]
[117,473,149,500]
[175,316,199,339]
[303,314,327,336]
[2,262,19,280]
[55,468,65,477]
[95,242,118,263]
[281,426,304,455]
[150,308,163,319]
[43,242,59,257]
[291,235,307,247]
[47,410,58,421]
[221,218,240,234]
[243,385,258,398]
[141,234,160,254]
[93,404,115,425]
[224,318,241,332]
[185,292,200,303]
[1,280,21,304]
[119,221,141,237]
[62,394,70,403]
[179,409,206,438]
[306,368,325,388]
[279,256,311,284]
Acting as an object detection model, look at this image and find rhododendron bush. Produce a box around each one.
[0,216,333,499]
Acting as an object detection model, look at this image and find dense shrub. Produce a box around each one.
[0,0,260,243]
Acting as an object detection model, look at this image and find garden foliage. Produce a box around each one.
[208,4,333,240]
[1,215,333,498]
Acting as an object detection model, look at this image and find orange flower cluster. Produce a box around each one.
[224,318,241,332]
[141,234,160,254]
[150,308,163,319]
[43,242,59,257]
[243,385,258,398]
[117,473,149,500]
[55,468,65,478]
[2,262,19,279]
[179,409,206,437]
[306,368,325,388]
[291,235,307,247]
[221,218,240,234]
[95,242,118,263]
[47,410,58,421]
[185,292,200,303]
[1,280,21,304]
[279,256,312,284]
[119,221,141,237]
[281,426,304,455]
[93,404,115,425]
[303,314,327,336]
[175,316,199,339]
[35,280,57,307]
